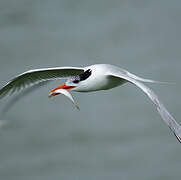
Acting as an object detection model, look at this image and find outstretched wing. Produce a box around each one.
[107,67,181,143]
[0,67,84,99]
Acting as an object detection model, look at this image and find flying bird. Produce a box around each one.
[0,64,181,143]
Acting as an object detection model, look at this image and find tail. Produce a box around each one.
[127,72,174,84]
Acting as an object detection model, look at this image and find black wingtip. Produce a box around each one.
[173,133,181,144]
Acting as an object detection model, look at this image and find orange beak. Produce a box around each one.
[49,83,75,97]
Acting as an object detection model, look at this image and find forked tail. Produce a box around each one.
[127,71,174,84]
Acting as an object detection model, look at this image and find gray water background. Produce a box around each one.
[0,0,181,179]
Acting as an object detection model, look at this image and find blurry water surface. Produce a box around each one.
[0,0,181,180]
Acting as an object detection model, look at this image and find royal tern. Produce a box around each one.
[0,64,180,143]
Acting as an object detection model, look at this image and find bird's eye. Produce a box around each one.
[73,80,79,83]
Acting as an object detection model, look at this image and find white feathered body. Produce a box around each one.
[72,64,126,92]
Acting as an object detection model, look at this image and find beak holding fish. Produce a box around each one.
[48,83,80,110]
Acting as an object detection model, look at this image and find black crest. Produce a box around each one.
[79,69,92,81]
[72,69,92,83]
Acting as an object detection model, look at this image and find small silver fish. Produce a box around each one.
[49,89,80,110]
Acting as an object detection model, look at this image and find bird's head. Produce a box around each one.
[49,69,92,97]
